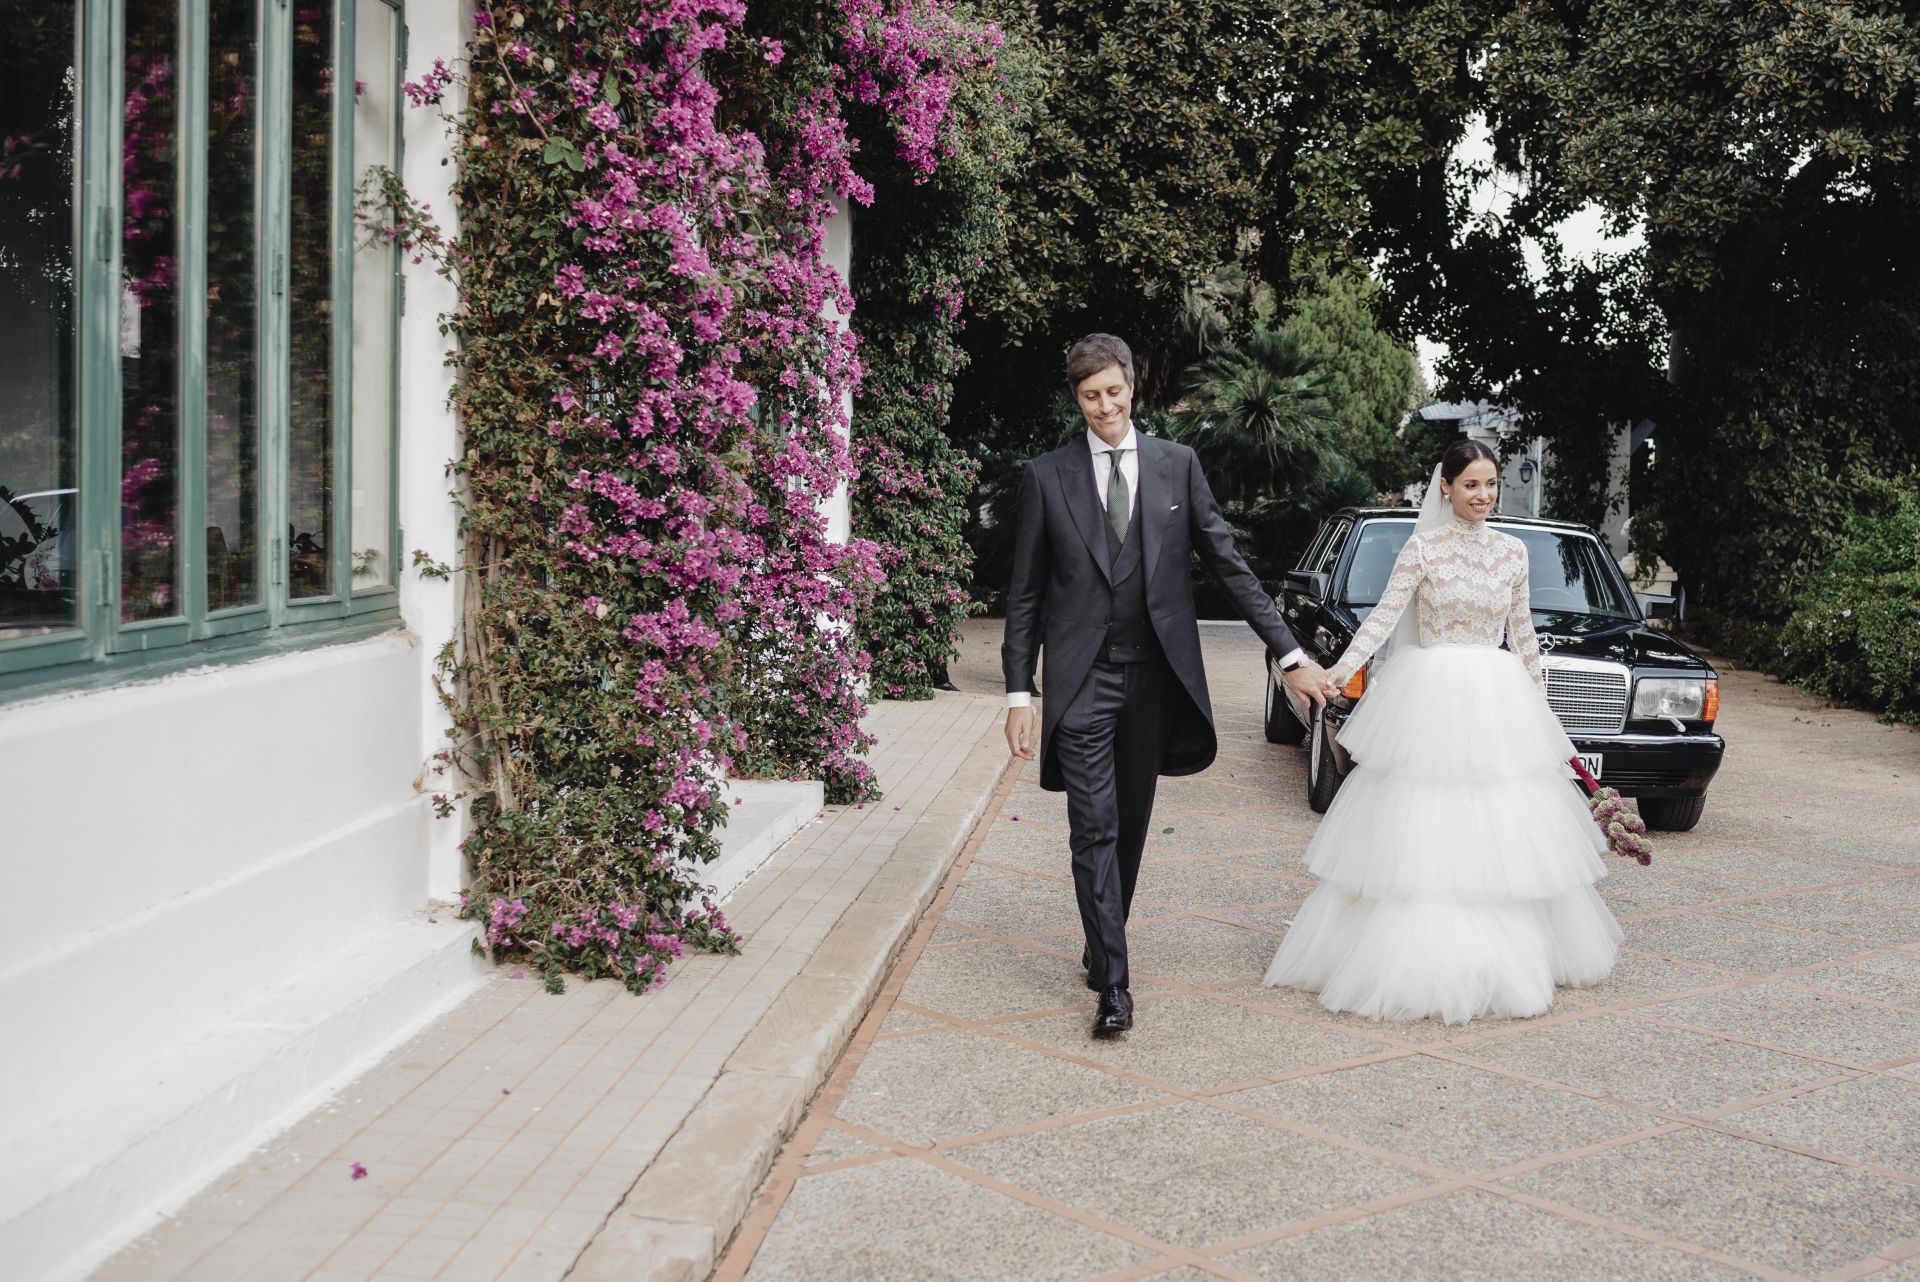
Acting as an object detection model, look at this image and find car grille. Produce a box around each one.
[1602,767,1698,790]
[1544,665,1628,734]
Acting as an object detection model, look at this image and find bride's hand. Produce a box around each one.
[1284,660,1333,710]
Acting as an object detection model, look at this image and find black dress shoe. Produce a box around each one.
[1081,948,1099,991]
[1092,985,1134,1037]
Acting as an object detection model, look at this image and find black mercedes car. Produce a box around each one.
[1265,508,1724,830]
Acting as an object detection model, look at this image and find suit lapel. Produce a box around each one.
[1139,434,1174,591]
[1059,445,1113,584]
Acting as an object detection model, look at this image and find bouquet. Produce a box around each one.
[1568,757,1652,865]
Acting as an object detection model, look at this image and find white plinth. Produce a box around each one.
[1,912,489,1282]
[696,780,825,903]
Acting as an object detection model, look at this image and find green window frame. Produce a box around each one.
[0,0,405,701]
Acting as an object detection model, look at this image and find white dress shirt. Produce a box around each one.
[1007,423,1303,709]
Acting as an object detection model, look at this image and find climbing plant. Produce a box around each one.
[386,0,1004,991]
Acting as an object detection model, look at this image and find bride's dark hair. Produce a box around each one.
[1438,437,1500,484]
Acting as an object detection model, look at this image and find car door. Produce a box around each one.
[1276,517,1352,721]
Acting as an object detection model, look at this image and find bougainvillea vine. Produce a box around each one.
[384,0,1007,991]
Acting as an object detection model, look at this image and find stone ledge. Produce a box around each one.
[567,722,1012,1282]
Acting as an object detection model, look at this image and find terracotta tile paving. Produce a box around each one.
[721,625,1920,1282]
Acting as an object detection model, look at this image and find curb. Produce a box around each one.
[567,720,1014,1282]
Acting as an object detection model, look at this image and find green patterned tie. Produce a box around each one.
[1105,448,1131,542]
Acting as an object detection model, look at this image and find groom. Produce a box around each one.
[1002,334,1335,1037]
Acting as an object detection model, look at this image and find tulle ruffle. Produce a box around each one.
[1263,884,1622,1024]
[1266,643,1622,1024]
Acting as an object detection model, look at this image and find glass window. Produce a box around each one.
[0,4,80,644]
[120,0,183,624]
[1343,519,1414,606]
[350,0,397,591]
[1513,530,1635,619]
[0,0,406,695]
[288,0,338,600]
[1310,518,1352,576]
[206,0,262,612]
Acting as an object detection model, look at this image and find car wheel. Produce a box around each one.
[1307,710,1343,814]
[1264,670,1307,745]
[1639,794,1707,832]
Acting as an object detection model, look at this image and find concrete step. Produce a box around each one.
[699,780,825,903]
[3,912,489,1282]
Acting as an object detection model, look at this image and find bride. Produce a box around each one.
[1264,438,1622,1024]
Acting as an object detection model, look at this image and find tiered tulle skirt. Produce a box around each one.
[1264,644,1622,1024]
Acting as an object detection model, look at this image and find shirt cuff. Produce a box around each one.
[1276,648,1306,671]
[1006,691,1033,709]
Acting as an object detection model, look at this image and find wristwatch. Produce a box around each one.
[1280,655,1305,672]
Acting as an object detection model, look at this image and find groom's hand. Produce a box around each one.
[1005,706,1037,761]
[1284,660,1333,711]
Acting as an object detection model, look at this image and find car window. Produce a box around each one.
[1512,529,1634,618]
[1295,523,1333,573]
[1310,518,1352,575]
[1342,519,1415,605]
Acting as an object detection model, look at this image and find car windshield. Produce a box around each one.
[1340,519,1636,619]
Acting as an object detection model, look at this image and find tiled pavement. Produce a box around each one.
[723,623,1920,1282]
[90,691,1006,1282]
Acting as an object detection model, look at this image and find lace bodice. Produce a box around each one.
[1329,518,1545,689]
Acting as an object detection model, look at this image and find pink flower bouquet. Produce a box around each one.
[1568,757,1653,865]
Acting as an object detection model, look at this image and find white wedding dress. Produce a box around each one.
[1264,512,1622,1024]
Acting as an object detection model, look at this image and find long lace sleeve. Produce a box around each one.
[1330,537,1424,685]
[1506,551,1546,690]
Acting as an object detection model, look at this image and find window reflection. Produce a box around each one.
[0,4,80,642]
[350,0,396,590]
[121,0,182,622]
[207,0,261,611]
[288,0,336,599]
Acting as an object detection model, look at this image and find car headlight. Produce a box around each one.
[1632,677,1707,720]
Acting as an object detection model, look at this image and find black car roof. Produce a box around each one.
[1332,507,1596,535]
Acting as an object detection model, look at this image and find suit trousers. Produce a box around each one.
[1053,657,1177,990]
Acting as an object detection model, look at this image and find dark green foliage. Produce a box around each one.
[1370,0,1920,634]
[1171,327,1373,614]
[1279,263,1426,495]
[1770,477,1920,723]
[845,24,1026,699]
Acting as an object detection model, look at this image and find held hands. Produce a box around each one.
[1283,659,1341,710]
[1005,705,1037,761]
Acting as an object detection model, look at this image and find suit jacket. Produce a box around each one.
[1001,432,1302,791]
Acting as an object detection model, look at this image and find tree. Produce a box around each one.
[952,0,1428,600]
[1170,327,1372,601]
[1279,262,1425,495]
[1361,0,1920,634]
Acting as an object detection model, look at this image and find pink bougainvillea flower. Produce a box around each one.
[350,1162,368,1180]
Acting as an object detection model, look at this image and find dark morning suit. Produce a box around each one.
[1001,432,1303,989]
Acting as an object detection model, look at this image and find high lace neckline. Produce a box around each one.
[1448,513,1493,537]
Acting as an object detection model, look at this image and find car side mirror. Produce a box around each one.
[1637,593,1677,620]
[1283,570,1330,601]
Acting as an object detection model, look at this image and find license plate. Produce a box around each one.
[1576,753,1603,780]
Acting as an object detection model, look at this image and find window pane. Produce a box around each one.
[287,0,336,599]
[350,0,395,590]
[0,5,81,644]
[119,0,182,623]
[206,0,260,610]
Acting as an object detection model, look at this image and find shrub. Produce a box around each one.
[1770,476,1920,723]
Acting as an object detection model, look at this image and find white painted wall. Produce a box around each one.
[0,3,479,1274]
[821,195,854,545]
[398,0,472,899]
